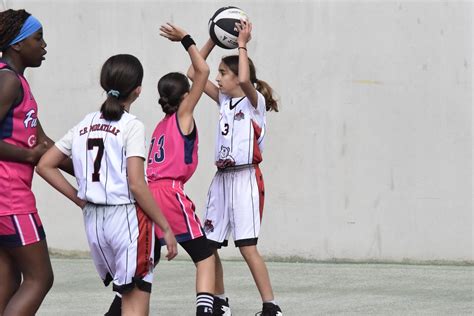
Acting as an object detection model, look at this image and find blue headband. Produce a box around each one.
[7,15,42,48]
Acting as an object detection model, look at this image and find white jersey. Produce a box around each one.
[215,91,266,167]
[56,111,147,205]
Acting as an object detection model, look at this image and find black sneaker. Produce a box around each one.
[213,297,231,316]
[255,302,283,316]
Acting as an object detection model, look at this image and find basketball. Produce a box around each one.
[208,6,248,49]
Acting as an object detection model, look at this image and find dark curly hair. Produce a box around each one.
[157,72,190,115]
[0,9,31,51]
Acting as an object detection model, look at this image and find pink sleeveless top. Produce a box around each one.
[147,113,198,184]
[0,62,38,215]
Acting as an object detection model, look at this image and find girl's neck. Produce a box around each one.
[2,54,25,74]
[123,102,132,113]
[227,86,245,99]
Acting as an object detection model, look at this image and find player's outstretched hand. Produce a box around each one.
[163,228,178,260]
[159,23,188,42]
[236,19,252,46]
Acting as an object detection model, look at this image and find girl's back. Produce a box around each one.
[147,112,198,184]
[56,110,145,205]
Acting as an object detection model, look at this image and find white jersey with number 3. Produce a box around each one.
[215,91,266,167]
[55,111,147,205]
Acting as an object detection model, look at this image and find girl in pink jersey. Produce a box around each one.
[187,20,282,316]
[0,9,74,315]
[37,54,177,316]
[146,23,215,316]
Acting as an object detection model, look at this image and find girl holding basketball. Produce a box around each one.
[187,19,282,316]
[36,54,178,316]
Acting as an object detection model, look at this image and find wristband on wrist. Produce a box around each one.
[238,46,247,51]
[181,34,195,51]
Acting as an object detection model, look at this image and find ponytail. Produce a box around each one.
[157,72,190,115]
[100,91,124,121]
[255,79,278,112]
[99,54,144,121]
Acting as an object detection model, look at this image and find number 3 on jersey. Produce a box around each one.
[148,135,165,164]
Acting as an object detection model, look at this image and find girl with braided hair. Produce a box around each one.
[0,8,69,315]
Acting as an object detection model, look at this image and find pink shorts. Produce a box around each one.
[149,179,205,245]
[0,213,46,247]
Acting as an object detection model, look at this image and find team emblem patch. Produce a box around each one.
[234,110,245,121]
[216,146,236,168]
[204,220,214,233]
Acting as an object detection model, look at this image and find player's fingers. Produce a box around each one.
[165,22,176,30]
[165,245,177,260]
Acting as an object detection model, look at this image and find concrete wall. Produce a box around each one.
[2,0,471,262]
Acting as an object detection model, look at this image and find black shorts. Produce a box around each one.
[180,236,213,263]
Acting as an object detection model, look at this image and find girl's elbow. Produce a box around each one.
[129,180,145,196]
[186,69,195,80]
[195,66,210,77]
[201,65,210,75]
[35,163,46,177]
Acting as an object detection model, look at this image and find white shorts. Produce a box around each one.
[203,165,265,248]
[83,203,155,293]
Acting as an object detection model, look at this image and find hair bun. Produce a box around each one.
[158,96,168,106]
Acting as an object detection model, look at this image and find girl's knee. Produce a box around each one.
[24,269,54,292]
[239,245,260,259]
[44,271,54,291]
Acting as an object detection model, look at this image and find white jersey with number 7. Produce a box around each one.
[55,111,147,205]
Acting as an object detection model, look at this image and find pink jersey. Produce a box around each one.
[0,61,38,215]
[147,113,198,184]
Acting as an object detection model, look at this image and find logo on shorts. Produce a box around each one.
[204,220,214,233]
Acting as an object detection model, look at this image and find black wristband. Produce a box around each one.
[238,46,247,51]
[181,35,195,51]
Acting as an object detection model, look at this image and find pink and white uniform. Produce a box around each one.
[0,61,45,247]
[147,113,204,244]
[0,61,38,216]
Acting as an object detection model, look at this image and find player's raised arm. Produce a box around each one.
[159,23,210,134]
[187,38,219,103]
[235,19,258,108]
